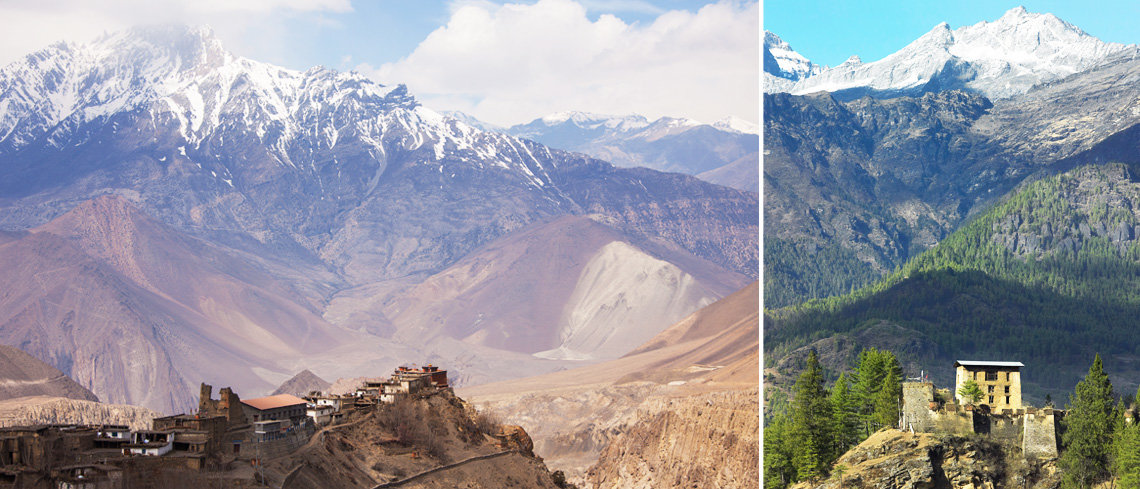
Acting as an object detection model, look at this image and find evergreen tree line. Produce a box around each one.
[764,348,903,489]
[764,237,880,309]
[1060,354,1140,489]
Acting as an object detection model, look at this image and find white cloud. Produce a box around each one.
[366,0,759,126]
[0,0,351,67]
[578,0,664,15]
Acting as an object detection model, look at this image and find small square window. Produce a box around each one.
[1005,386,1010,394]
[985,371,998,381]
[988,385,994,393]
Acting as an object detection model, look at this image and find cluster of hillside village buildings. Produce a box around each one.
[0,365,448,489]
[902,360,1060,458]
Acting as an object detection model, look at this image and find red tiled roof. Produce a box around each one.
[241,394,307,411]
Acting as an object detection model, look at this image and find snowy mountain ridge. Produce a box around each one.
[776,6,1136,100]
[0,25,565,190]
[512,110,757,137]
[763,30,822,94]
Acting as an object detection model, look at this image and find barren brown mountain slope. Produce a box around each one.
[459,281,758,481]
[0,196,359,413]
[273,369,332,396]
[328,216,746,361]
[0,395,159,430]
[0,343,96,401]
[587,389,759,489]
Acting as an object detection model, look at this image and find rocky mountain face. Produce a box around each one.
[0,344,158,430]
[336,216,745,361]
[461,282,758,483]
[764,31,822,94]
[778,7,1135,101]
[0,26,756,286]
[0,195,361,413]
[506,111,759,192]
[272,369,332,397]
[789,430,1060,489]
[0,344,97,402]
[764,90,1000,306]
[0,396,160,431]
[262,389,564,489]
[0,26,757,413]
[765,46,1140,307]
[586,389,759,489]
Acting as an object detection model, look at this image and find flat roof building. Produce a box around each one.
[954,360,1024,412]
[241,394,308,426]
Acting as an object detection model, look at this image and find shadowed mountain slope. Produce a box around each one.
[0,344,97,402]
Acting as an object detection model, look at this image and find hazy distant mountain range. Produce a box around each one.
[442,110,759,193]
[0,25,757,413]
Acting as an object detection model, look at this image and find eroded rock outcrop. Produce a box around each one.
[791,430,1060,489]
[586,389,759,489]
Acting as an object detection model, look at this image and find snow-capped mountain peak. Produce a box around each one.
[764,30,822,93]
[763,31,820,80]
[713,116,759,135]
[0,25,412,153]
[0,24,582,195]
[537,111,651,131]
[783,7,1135,100]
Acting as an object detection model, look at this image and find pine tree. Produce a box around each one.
[1061,354,1116,489]
[790,349,832,481]
[853,348,886,409]
[958,378,984,405]
[852,348,886,434]
[1116,386,1140,489]
[829,373,859,460]
[1116,421,1140,489]
[873,368,901,429]
[763,412,797,489]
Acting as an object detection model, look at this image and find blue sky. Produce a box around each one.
[764,1,1140,68]
[245,1,728,72]
[0,0,757,126]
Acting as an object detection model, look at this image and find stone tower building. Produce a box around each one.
[954,360,1023,411]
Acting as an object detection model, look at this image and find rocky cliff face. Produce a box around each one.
[0,344,97,402]
[265,389,563,489]
[586,389,759,489]
[790,430,1060,489]
[0,396,159,431]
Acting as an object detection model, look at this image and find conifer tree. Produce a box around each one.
[1061,354,1116,489]
[763,412,797,489]
[1115,386,1140,489]
[790,349,832,481]
[958,378,984,405]
[829,373,859,459]
[873,368,901,429]
[853,348,885,409]
[1116,421,1140,489]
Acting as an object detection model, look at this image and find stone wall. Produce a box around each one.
[902,382,934,432]
[983,414,1023,446]
[928,409,974,435]
[1023,411,1059,459]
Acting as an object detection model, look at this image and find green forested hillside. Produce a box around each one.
[764,237,879,308]
[766,164,1140,397]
